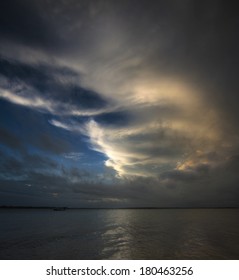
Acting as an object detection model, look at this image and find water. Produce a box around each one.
[0,208,239,259]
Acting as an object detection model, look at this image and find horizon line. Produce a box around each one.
[1,205,239,210]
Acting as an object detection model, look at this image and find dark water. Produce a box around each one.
[0,208,239,259]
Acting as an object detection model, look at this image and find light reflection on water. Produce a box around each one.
[0,208,239,259]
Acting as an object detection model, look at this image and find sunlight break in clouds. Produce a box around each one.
[48,76,223,178]
[81,79,223,178]
[1,0,239,208]
[0,23,225,180]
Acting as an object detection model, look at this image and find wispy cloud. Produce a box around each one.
[0,89,56,113]
[0,88,120,117]
[63,152,84,161]
[1,0,239,207]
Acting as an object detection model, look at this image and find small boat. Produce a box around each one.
[53,207,67,211]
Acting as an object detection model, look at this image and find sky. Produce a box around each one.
[0,0,239,207]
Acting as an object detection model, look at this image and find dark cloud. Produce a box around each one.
[0,0,60,50]
[34,132,71,154]
[68,86,108,110]
[0,154,23,179]
[94,111,131,127]
[1,156,239,207]
[0,0,239,207]
[159,163,210,184]
[141,1,239,127]
[24,154,58,170]
[161,170,198,182]
[0,56,109,114]
[0,126,24,151]
[0,56,74,93]
[0,149,59,180]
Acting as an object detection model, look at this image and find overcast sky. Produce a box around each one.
[0,0,239,207]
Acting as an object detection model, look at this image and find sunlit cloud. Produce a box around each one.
[0,89,56,113]
[1,0,239,207]
[46,72,226,179]
[0,88,119,117]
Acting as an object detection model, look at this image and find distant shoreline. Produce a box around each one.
[0,206,239,210]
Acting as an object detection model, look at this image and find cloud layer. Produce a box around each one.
[0,0,239,207]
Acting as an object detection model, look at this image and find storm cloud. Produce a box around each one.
[0,0,239,207]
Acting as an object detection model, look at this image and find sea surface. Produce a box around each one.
[0,208,239,259]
